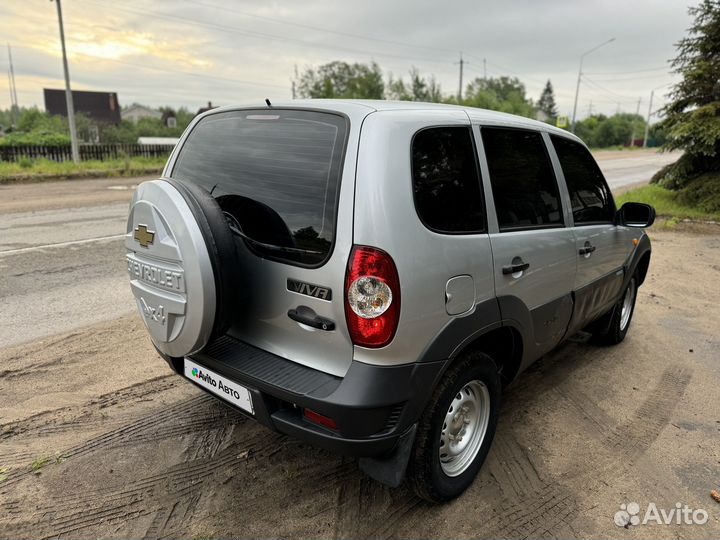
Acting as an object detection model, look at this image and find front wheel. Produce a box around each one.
[407,351,500,503]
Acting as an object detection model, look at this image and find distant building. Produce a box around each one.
[122,103,162,123]
[196,101,216,116]
[161,109,177,128]
[44,89,121,125]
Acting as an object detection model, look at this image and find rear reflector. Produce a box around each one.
[303,408,338,430]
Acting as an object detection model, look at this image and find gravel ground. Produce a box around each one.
[0,222,718,539]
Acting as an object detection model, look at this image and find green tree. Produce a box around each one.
[386,67,442,102]
[461,76,536,118]
[297,61,385,99]
[537,80,558,123]
[653,0,720,201]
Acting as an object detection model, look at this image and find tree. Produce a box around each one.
[386,67,442,102]
[537,79,558,123]
[654,0,720,203]
[296,61,384,99]
[461,76,536,118]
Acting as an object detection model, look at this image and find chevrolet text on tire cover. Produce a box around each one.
[125,100,655,503]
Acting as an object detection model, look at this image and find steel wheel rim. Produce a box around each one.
[439,379,490,477]
[620,278,636,331]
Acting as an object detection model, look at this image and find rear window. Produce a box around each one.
[171,109,348,266]
[411,126,486,233]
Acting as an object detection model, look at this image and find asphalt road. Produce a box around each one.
[0,150,680,349]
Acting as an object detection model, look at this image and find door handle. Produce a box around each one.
[502,261,530,275]
[579,244,597,255]
[288,306,335,331]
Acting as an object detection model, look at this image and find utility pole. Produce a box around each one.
[571,37,615,133]
[587,101,593,117]
[52,0,80,163]
[455,52,465,102]
[291,64,298,99]
[7,44,18,127]
[483,57,487,79]
[643,89,656,148]
[629,97,641,147]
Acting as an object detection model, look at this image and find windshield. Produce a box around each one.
[170,109,348,266]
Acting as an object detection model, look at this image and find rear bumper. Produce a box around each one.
[163,335,445,457]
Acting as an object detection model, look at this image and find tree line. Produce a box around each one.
[1,62,665,148]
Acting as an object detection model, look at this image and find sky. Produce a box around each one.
[0,0,699,122]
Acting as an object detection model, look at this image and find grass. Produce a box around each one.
[0,466,7,483]
[0,156,167,183]
[30,454,67,474]
[30,456,53,472]
[617,184,720,223]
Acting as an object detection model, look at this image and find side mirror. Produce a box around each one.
[617,202,656,228]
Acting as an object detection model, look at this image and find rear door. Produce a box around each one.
[477,126,576,360]
[548,135,632,330]
[169,108,359,377]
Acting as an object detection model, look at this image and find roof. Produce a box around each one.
[199,99,581,142]
[44,89,121,125]
[138,136,179,145]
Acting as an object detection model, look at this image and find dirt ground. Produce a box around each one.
[0,222,718,539]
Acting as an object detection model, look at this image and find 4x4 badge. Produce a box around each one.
[134,224,155,248]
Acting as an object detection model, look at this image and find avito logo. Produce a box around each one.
[192,368,217,387]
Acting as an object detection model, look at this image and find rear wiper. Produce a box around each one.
[224,214,322,255]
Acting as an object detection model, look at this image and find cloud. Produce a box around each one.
[0,0,697,119]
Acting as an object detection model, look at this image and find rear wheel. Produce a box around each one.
[592,275,638,345]
[408,351,500,503]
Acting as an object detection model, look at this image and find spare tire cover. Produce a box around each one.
[125,179,216,357]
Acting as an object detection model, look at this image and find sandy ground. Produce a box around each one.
[0,222,719,539]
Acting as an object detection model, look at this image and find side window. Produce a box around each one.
[481,127,564,231]
[411,126,485,233]
[551,135,615,224]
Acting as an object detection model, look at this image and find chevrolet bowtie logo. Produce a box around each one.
[133,224,155,248]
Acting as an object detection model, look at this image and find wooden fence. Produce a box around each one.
[0,144,176,163]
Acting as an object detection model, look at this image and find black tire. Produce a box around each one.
[592,274,638,346]
[408,351,500,503]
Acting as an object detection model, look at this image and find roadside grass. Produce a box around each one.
[30,454,67,474]
[0,467,8,483]
[0,156,166,183]
[617,184,720,224]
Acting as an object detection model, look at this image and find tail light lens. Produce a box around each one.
[345,246,400,348]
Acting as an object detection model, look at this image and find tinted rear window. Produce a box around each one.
[171,109,348,266]
[411,126,486,233]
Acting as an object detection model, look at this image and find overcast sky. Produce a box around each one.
[0,0,698,121]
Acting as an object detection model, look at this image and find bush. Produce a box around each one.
[17,157,33,168]
[676,172,720,213]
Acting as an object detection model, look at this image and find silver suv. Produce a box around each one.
[125,100,655,502]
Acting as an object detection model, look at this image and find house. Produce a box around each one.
[122,103,162,123]
[161,109,177,128]
[44,89,121,125]
[196,101,216,116]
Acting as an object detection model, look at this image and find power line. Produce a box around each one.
[581,75,636,100]
[78,0,453,68]
[10,44,290,92]
[181,0,457,55]
[584,66,669,75]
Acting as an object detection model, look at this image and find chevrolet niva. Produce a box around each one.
[125,100,655,502]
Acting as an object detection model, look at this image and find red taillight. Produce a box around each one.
[303,408,338,430]
[345,245,401,348]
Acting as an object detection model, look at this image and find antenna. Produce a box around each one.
[265,98,272,107]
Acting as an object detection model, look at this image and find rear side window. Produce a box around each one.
[171,109,348,266]
[411,127,485,233]
[481,128,563,231]
[551,135,615,224]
